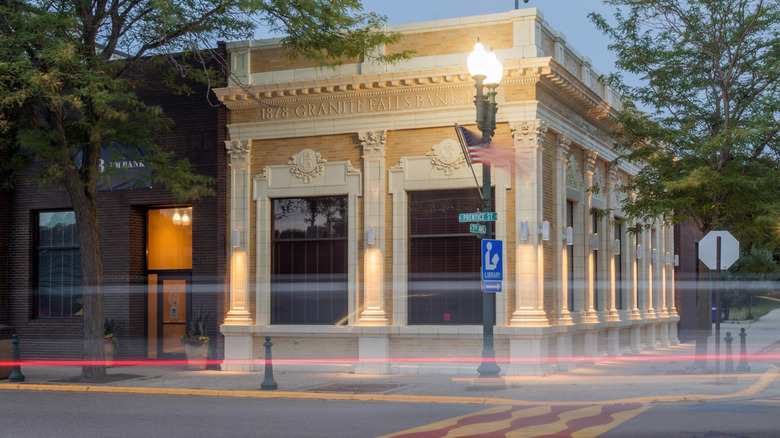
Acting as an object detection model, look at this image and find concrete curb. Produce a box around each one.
[2,366,776,406]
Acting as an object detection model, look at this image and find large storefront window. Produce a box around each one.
[271,196,348,324]
[408,189,482,325]
[35,211,82,318]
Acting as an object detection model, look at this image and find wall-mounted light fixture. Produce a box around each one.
[367,225,376,245]
[231,230,241,247]
[566,227,574,246]
[591,233,599,250]
[613,238,621,255]
[651,248,657,261]
[541,221,550,241]
[520,220,529,240]
[674,254,680,267]
[636,243,642,259]
[665,252,671,264]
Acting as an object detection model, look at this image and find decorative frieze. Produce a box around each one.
[288,149,326,183]
[226,139,251,165]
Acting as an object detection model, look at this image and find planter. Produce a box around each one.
[104,342,115,367]
[184,343,208,370]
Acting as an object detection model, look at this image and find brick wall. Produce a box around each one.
[7,48,228,360]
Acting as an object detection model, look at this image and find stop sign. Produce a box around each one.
[698,231,739,270]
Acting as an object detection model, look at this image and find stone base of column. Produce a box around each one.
[556,334,576,371]
[669,322,680,345]
[352,336,391,374]
[507,338,554,376]
[509,310,550,327]
[583,331,598,361]
[658,323,671,347]
[556,310,573,326]
[221,332,254,371]
[224,310,253,325]
[630,325,644,353]
[644,324,658,350]
[358,310,389,326]
[607,328,621,357]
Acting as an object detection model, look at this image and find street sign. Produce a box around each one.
[483,280,502,293]
[469,223,486,234]
[481,239,503,282]
[699,231,739,270]
[459,212,498,223]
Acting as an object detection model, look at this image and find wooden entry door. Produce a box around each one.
[152,272,191,358]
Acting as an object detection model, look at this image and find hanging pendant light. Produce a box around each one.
[173,209,182,226]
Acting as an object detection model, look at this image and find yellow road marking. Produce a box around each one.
[0,365,777,406]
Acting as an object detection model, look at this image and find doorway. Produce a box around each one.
[146,207,193,359]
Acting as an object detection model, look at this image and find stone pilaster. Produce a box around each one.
[359,130,389,325]
[555,133,573,325]
[509,120,549,326]
[583,149,599,322]
[225,139,253,325]
[606,169,621,322]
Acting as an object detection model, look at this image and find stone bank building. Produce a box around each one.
[216,9,679,375]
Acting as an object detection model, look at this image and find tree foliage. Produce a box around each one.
[0,0,407,379]
[590,0,780,249]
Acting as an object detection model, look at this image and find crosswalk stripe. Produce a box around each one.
[381,404,650,438]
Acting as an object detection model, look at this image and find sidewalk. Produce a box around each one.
[2,310,779,405]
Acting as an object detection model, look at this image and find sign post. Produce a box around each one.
[698,230,740,375]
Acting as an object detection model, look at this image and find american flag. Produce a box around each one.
[454,124,512,166]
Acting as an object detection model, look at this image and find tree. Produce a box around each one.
[590,0,780,244]
[590,0,779,367]
[0,0,407,379]
[722,246,780,320]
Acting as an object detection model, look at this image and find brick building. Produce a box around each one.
[214,9,679,375]
[5,48,228,361]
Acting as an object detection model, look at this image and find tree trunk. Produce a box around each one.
[61,150,105,380]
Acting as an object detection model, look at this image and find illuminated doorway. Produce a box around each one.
[147,207,193,358]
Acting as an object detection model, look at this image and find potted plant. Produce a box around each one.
[103,318,118,367]
[181,309,210,370]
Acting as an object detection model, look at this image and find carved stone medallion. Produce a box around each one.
[288,149,326,183]
[426,139,466,175]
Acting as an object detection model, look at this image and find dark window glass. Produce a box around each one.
[567,201,575,312]
[271,196,348,324]
[592,212,599,311]
[36,211,82,318]
[615,221,623,309]
[408,189,483,325]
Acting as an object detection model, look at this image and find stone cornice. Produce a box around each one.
[214,60,554,110]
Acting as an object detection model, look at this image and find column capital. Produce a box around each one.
[226,139,251,165]
[556,133,571,161]
[510,120,549,148]
[584,149,598,176]
[608,168,619,188]
[359,130,387,157]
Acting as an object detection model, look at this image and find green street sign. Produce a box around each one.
[459,212,498,223]
[469,223,486,234]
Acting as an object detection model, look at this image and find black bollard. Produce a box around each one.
[9,334,25,382]
[260,336,277,390]
[737,328,751,372]
[724,332,734,374]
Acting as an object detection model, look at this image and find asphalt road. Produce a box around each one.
[3,389,780,437]
[0,391,481,438]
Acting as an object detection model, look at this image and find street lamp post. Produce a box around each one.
[468,42,503,379]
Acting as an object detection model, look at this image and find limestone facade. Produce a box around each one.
[215,9,679,375]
